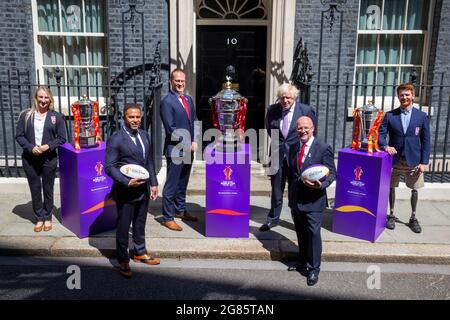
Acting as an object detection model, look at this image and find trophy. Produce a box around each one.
[351,100,384,153]
[72,96,101,149]
[209,75,247,151]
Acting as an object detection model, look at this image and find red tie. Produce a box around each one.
[180,95,190,120]
[298,143,306,170]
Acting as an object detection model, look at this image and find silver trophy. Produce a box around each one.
[72,96,101,149]
[351,99,384,153]
[209,76,247,151]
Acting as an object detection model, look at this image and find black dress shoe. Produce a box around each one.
[409,217,422,233]
[287,264,308,276]
[259,224,270,232]
[306,271,319,286]
[386,214,396,230]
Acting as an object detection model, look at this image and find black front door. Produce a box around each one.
[196,25,267,158]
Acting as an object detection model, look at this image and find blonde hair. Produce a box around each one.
[277,83,299,100]
[24,86,55,129]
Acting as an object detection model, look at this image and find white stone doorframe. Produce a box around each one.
[169,0,296,161]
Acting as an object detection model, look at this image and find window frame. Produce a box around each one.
[32,0,108,114]
[353,0,435,109]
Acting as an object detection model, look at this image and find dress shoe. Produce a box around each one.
[118,262,132,279]
[306,271,319,286]
[409,217,422,233]
[43,221,52,232]
[386,214,396,230]
[133,254,161,265]
[174,212,198,222]
[163,220,183,231]
[287,264,309,276]
[259,222,277,232]
[33,222,44,232]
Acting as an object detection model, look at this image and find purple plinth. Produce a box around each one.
[59,143,117,238]
[333,147,392,242]
[205,144,251,238]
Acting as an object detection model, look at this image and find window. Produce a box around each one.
[33,0,107,111]
[355,0,431,98]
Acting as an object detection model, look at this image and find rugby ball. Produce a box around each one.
[301,164,330,182]
[120,164,149,180]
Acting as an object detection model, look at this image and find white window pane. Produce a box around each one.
[65,36,87,66]
[359,0,383,30]
[88,37,106,66]
[357,34,377,64]
[89,68,107,98]
[376,67,397,96]
[37,0,60,32]
[356,67,376,96]
[85,0,104,33]
[407,0,430,30]
[39,36,63,65]
[379,34,400,64]
[402,34,424,65]
[62,0,84,32]
[67,68,88,97]
[383,0,406,30]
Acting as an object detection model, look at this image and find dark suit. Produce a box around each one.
[160,90,198,221]
[105,127,158,263]
[379,107,430,167]
[15,109,66,222]
[265,101,316,225]
[288,138,336,273]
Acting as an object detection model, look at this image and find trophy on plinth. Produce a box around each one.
[71,96,101,149]
[351,100,384,153]
[209,71,247,152]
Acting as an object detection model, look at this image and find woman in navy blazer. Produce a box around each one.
[15,87,66,232]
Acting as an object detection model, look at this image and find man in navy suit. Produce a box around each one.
[160,69,199,231]
[379,83,431,233]
[260,84,316,232]
[105,104,160,278]
[287,116,336,286]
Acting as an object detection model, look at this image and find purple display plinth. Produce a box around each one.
[333,148,392,242]
[205,144,251,238]
[59,143,117,238]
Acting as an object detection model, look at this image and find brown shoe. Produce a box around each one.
[34,222,44,232]
[43,221,52,232]
[163,220,183,231]
[118,262,132,278]
[133,254,161,265]
[174,212,198,222]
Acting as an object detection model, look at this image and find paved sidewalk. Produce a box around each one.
[0,176,449,264]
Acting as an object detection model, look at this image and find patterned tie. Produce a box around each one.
[281,109,290,138]
[298,143,307,170]
[131,130,145,159]
[180,95,191,120]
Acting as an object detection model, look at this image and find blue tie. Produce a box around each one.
[131,130,144,158]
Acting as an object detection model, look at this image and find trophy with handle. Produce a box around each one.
[351,99,384,153]
[72,96,101,149]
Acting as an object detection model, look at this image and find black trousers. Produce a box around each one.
[116,198,149,263]
[268,157,291,225]
[22,156,57,222]
[291,209,323,272]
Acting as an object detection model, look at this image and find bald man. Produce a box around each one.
[287,116,336,286]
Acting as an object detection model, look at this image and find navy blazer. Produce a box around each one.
[266,101,316,165]
[288,138,336,212]
[105,128,158,203]
[160,90,199,158]
[15,109,67,160]
[379,107,430,167]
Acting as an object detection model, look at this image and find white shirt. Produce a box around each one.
[281,102,295,138]
[300,136,315,164]
[124,128,146,158]
[34,112,47,146]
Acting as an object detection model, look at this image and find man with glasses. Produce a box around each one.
[260,84,316,232]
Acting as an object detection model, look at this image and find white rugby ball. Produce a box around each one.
[120,164,149,180]
[301,164,330,182]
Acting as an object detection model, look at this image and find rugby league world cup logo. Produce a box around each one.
[223,166,233,181]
